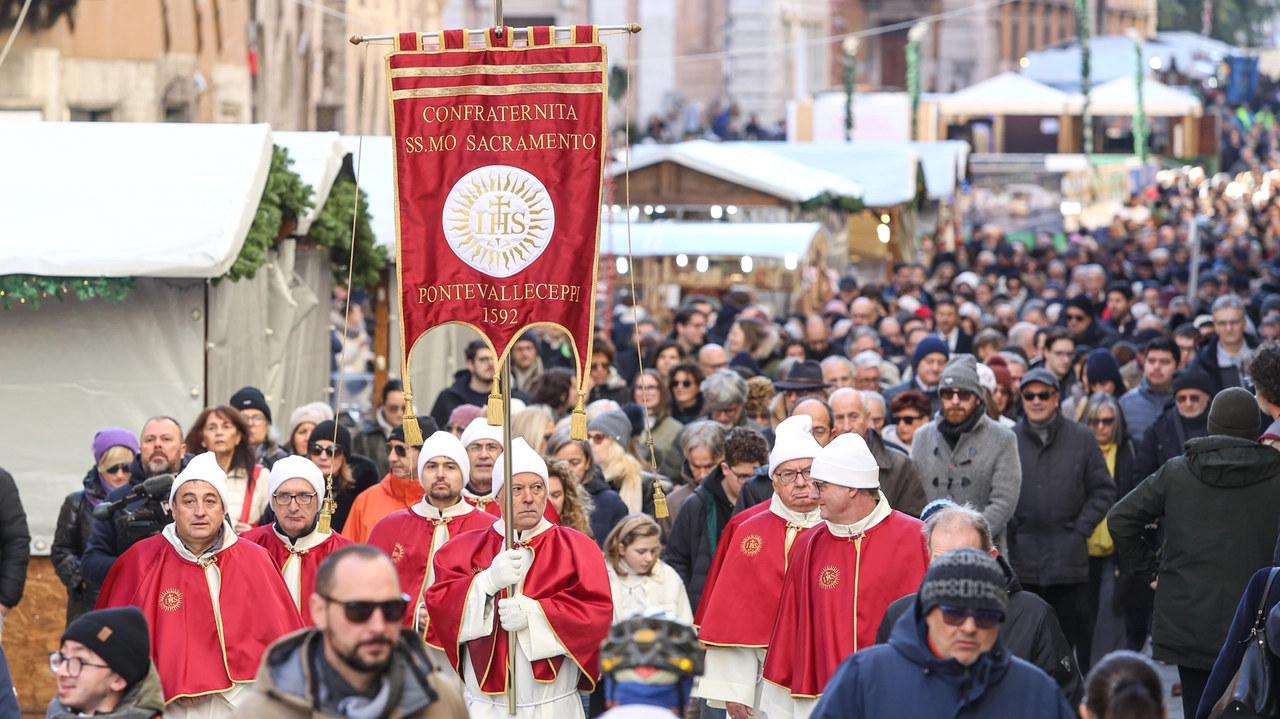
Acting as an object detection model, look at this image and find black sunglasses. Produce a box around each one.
[103,463,131,475]
[320,592,411,623]
[1021,390,1055,402]
[310,443,345,458]
[671,379,694,388]
[386,443,408,458]
[939,388,973,402]
[939,605,1004,630]
[897,415,924,426]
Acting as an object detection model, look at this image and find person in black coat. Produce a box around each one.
[1187,297,1260,396]
[0,468,29,639]
[665,427,768,610]
[1194,565,1280,719]
[1133,370,1213,481]
[545,429,628,548]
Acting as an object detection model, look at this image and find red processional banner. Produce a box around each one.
[387,26,606,440]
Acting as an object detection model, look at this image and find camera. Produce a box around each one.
[92,473,176,551]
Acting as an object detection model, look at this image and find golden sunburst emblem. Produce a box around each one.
[442,165,556,278]
[159,588,183,612]
[392,543,406,564]
[818,566,841,590]
[739,534,764,557]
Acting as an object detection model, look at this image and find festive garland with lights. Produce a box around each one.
[0,276,135,310]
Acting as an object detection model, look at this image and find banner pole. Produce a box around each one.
[502,357,518,715]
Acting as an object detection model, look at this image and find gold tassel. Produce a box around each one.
[487,368,503,426]
[569,390,588,440]
[401,389,424,446]
[652,482,669,519]
[317,489,337,533]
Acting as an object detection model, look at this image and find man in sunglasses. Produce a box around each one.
[761,432,929,719]
[97,452,303,717]
[427,438,612,719]
[240,456,354,625]
[696,416,824,719]
[811,548,1073,718]
[1009,367,1114,676]
[47,606,164,718]
[235,544,470,719]
[344,421,435,544]
[1064,294,1119,350]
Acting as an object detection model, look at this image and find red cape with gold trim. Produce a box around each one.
[238,524,354,625]
[697,509,815,648]
[96,533,304,701]
[694,500,770,626]
[761,512,928,698]
[366,506,499,626]
[424,523,612,693]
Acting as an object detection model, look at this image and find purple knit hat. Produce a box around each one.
[93,428,139,463]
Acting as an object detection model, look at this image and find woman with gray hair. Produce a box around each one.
[658,420,726,537]
[701,369,750,427]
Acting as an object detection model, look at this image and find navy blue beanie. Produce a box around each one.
[912,336,950,370]
[1084,348,1124,395]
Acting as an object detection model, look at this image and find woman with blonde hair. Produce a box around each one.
[512,406,556,454]
[546,459,595,538]
[604,514,693,623]
[588,410,657,516]
[630,369,684,468]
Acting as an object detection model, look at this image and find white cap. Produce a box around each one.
[769,415,823,476]
[460,416,504,449]
[267,455,325,499]
[169,451,232,509]
[976,362,996,395]
[897,295,921,314]
[492,437,549,497]
[810,433,880,489]
[418,430,470,486]
[953,271,981,291]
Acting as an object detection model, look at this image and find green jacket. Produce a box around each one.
[1108,436,1280,669]
[47,663,165,718]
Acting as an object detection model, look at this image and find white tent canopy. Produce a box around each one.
[275,131,347,235]
[618,221,824,259]
[937,72,1074,116]
[1077,76,1203,117]
[625,140,864,203]
[750,143,921,206]
[342,135,397,248]
[0,122,273,278]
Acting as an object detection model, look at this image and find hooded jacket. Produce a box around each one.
[812,600,1074,719]
[232,628,468,719]
[46,663,166,719]
[1109,435,1280,669]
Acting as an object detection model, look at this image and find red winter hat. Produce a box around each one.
[984,356,1014,391]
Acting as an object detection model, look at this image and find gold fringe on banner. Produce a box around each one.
[570,389,588,441]
[401,389,425,446]
[487,367,504,426]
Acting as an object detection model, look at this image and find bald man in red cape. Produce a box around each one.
[97,452,303,717]
[695,416,825,719]
[239,455,352,625]
[760,433,928,719]
[426,438,611,719]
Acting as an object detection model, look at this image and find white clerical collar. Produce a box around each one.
[825,492,892,537]
[411,498,476,519]
[768,494,822,528]
[271,523,330,552]
[163,521,238,562]
[493,516,553,542]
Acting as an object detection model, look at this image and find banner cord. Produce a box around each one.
[320,41,370,532]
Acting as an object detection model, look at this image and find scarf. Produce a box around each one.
[937,405,984,450]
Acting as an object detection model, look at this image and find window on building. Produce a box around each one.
[69,108,114,122]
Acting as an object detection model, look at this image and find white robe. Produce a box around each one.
[412,498,482,675]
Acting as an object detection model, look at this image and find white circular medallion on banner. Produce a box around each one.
[442,165,556,278]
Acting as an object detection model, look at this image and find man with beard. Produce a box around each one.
[367,430,498,635]
[240,456,354,625]
[910,356,1022,551]
[82,416,190,585]
[343,423,429,544]
[234,545,470,719]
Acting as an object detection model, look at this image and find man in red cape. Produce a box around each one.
[695,416,825,719]
[760,432,929,719]
[367,430,498,633]
[239,455,352,625]
[97,451,303,717]
[426,437,611,719]
[459,417,504,514]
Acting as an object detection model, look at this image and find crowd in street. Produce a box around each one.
[9,155,1280,719]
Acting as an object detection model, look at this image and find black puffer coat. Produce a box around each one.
[51,467,112,622]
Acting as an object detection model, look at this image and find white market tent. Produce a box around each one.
[937,72,1075,116]
[0,122,335,553]
[626,140,865,203]
[1078,76,1203,118]
[621,221,826,260]
[1022,33,1236,91]
[275,131,347,235]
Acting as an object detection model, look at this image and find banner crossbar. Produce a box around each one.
[351,23,639,45]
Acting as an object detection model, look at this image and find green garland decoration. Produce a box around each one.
[0,275,134,310]
[800,192,867,214]
[226,145,314,282]
[309,176,388,290]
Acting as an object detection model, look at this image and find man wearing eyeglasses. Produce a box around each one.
[427,438,612,719]
[344,421,435,544]
[97,451,303,717]
[1187,295,1259,396]
[47,607,164,718]
[1009,367,1115,676]
[458,417,505,514]
[240,456,354,625]
[234,544,470,719]
[696,416,824,719]
[1133,369,1214,484]
[810,548,1073,719]
[761,432,929,719]
[1063,295,1120,350]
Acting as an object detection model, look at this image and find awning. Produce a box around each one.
[341,135,397,248]
[614,221,824,259]
[750,143,922,206]
[274,131,347,235]
[1075,76,1203,117]
[937,72,1074,116]
[0,122,273,278]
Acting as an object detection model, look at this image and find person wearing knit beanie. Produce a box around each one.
[1083,348,1124,396]
[419,430,472,488]
[918,547,1009,618]
[939,355,984,399]
[285,401,333,455]
[169,451,231,511]
[770,415,824,476]
[984,356,1014,392]
[1172,369,1215,399]
[588,410,634,449]
[51,607,156,714]
[93,428,139,464]
[1207,387,1262,440]
[912,336,950,374]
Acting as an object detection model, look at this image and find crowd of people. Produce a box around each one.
[9,163,1280,718]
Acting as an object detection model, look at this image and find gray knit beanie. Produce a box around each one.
[1207,387,1261,441]
[588,410,633,446]
[938,355,984,398]
[918,548,1008,616]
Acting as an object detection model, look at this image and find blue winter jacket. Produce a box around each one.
[810,600,1074,719]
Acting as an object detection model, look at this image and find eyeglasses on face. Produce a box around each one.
[387,442,408,458]
[897,414,924,426]
[272,491,318,507]
[320,593,411,623]
[939,388,974,402]
[774,467,812,484]
[670,378,694,389]
[587,432,610,444]
[938,606,1004,630]
[1088,417,1116,427]
[468,442,502,454]
[1021,390,1055,402]
[1176,394,1205,404]
[447,424,466,434]
[310,443,344,458]
[1066,312,1088,322]
[103,463,131,475]
[49,652,111,677]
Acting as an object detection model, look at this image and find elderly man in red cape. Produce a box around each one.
[426,437,612,719]
[97,451,303,718]
[239,455,352,625]
[695,415,825,719]
[760,432,929,719]
[367,430,498,633]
